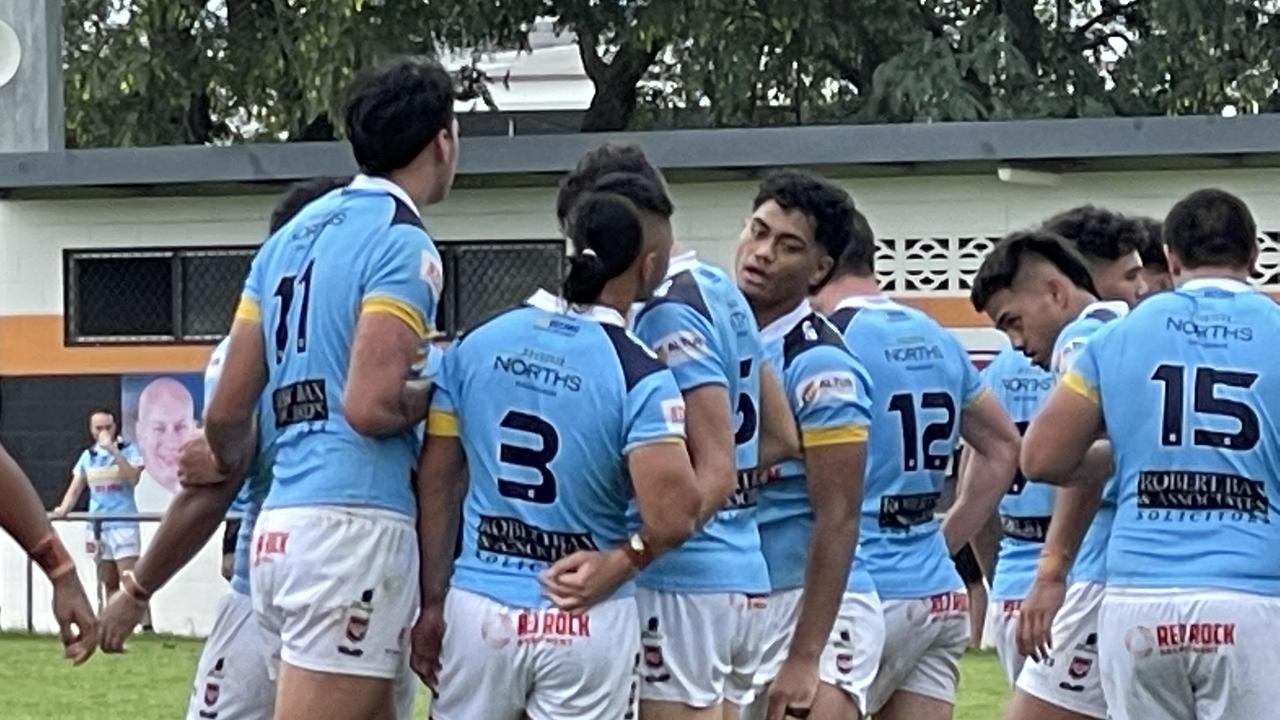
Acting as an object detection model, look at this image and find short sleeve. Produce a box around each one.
[123,443,145,466]
[235,248,267,323]
[623,368,688,453]
[426,344,459,438]
[951,336,985,407]
[72,451,89,478]
[788,347,872,448]
[361,226,442,341]
[1061,332,1104,406]
[632,301,729,392]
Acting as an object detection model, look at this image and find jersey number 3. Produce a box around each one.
[498,410,559,504]
[273,260,315,364]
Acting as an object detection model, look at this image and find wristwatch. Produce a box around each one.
[620,533,653,571]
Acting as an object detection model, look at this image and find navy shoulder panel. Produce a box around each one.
[634,270,713,325]
[827,306,861,333]
[1085,307,1119,323]
[390,197,425,230]
[782,313,850,368]
[602,324,668,391]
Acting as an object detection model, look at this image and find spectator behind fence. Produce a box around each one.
[52,409,145,610]
[132,377,198,512]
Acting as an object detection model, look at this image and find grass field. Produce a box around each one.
[0,632,1010,719]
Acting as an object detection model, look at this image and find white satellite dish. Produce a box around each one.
[0,21,21,89]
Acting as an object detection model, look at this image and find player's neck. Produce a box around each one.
[751,295,805,329]
[1177,266,1252,285]
[1066,288,1097,318]
[812,273,880,313]
[595,281,639,319]
[386,168,432,207]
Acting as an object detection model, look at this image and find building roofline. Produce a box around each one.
[3,114,1280,195]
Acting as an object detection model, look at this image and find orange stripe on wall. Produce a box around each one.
[0,315,213,376]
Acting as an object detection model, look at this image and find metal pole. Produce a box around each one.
[25,552,33,632]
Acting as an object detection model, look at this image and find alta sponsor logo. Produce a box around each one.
[654,330,708,366]
[798,371,857,405]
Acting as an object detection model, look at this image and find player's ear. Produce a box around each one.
[808,253,834,290]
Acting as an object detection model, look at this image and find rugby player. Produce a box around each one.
[1043,206,1148,306]
[813,209,1021,720]
[734,170,873,720]
[412,183,701,719]
[1135,217,1174,295]
[205,57,457,720]
[0,442,97,663]
[555,143,799,720]
[95,177,361,720]
[1023,189,1280,719]
[52,409,144,605]
[970,230,1124,720]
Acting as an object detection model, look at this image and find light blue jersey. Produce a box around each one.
[429,290,687,608]
[980,347,1055,600]
[238,175,440,517]
[755,302,875,594]
[828,296,983,599]
[203,338,276,596]
[630,251,770,594]
[74,442,144,530]
[1051,301,1128,585]
[1065,279,1280,595]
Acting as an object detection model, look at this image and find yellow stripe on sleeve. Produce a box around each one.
[801,424,869,448]
[964,386,990,409]
[426,410,459,437]
[235,295,261,323]
[362,295,428,340]
[1061,371,1100,405]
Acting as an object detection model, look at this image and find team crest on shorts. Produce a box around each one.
[836,653,854,674]
[338,589,375,657]
[640,617,671,682]
[197,657,226,719]
[1068,655,1093,679]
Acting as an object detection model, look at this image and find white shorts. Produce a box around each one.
[187,590,274,720]
[250,506,419,680]
[1015,581,1105,719]
[754,588,885,714]
[431,587,640,720]
[868,590,970,713]
[990,599,1026,686]
[86,525,141,562]
[1099,587,1280,720]
[636,589,769,708]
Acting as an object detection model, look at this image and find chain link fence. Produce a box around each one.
[441,241,565,335]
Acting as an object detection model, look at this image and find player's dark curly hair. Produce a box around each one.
[1042,205,1145,261]
[556,143,673,229]
[343,58,455,176]
[753,170,855,286]
[269,177,351,233]
[1135,217,1168,272]
[970,230,1099,313]
[561,191,646,306]
[1164,189,1257,270]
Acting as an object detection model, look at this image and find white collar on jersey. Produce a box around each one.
[1180,277,1255,294]
[1074,299,1130,323]
[666,249,699,277]
[833,293,900,312]
[347,174,421,218]
[760,299,812,343]
[526,289,627,328]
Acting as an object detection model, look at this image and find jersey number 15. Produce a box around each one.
[1152,364,1259,451]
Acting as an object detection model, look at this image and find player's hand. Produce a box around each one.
[1018,574,1067,662]
[97,588,147,654]
[51,572,97,665]
[540,548,634,613]
[50,506,68,519]
[409,602,446,688]
[177,431,222,487]
[766,655,818,720]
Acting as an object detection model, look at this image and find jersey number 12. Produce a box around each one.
[888,392,957,471]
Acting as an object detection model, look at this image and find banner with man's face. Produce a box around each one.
[121,374,204,512]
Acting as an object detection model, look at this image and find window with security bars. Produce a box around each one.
[65,248,254,344]
[64,240,565,344]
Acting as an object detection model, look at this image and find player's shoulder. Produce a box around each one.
[638,268,714,325]
[783,313,854,369]
[600,324,670,391]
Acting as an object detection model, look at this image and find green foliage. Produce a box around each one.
[62,0,1280,147]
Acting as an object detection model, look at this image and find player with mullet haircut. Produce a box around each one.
[205,57,458,720]
[412,184,701,720]
[1135,217,1174,296]
[812,209,1021,720]
[554,143,799,720]
[734,170,873,720]
[1022,189,1280,719]
[1042,206,1148,307]
[970,231,1123,720]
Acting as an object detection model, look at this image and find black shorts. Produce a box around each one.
[951,543,983,586]
[222,518,241,556]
